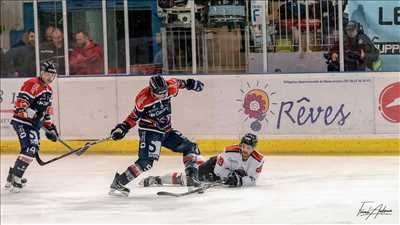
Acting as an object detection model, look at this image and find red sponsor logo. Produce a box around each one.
[256,164,263,173]
[217,156,224,166]
[379,82,400,123]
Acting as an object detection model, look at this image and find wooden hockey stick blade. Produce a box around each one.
[157,183,222,197]
[35,137,111,165]
[35,148,81,166]
[76,137,111,156]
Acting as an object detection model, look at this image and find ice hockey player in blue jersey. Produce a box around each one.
[109,75,204,196]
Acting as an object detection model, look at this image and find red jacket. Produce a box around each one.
[69,40,104,75]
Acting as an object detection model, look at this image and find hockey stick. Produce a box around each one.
[157,182,224,197]
[75,137,112,156]
[42,128,77,154]
[35,137,111,166]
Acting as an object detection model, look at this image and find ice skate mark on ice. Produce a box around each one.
[386,97,400,108]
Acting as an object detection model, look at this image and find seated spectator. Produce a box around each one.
[69,31,104,75]
[40,28,66,75]
[3,31,36,77]
[328,21,379,72]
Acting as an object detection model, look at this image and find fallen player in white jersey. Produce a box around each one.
[140,133,264,187]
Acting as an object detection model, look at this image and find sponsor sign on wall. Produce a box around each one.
[234,75,374,136]
[375,75,400,134]
[1,73,398,139]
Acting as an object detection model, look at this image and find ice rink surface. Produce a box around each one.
[1,155,399,224]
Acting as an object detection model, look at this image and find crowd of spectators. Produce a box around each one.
[1,26,104,77]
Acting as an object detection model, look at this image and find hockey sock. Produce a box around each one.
[12,154,34,179]
[119,164,143,185]
[183,153,200,173]
[160,172,184,185]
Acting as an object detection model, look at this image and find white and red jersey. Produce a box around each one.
[11,77,54,130]
[214,145,264,186]
[123,78,187,133]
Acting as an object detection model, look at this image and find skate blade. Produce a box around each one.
[9,187,22,193]
[108,188,129,197]
[4,183,11,189]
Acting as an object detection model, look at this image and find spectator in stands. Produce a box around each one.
[328,21,379,72]
[69,31,104,75]
[3,31,36,77]
[11,29,35,48]
[40,28,65,75]
[45,26,55,43]
[0,47,6,77]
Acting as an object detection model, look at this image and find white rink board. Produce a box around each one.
[0,72,399,139]
[57,77,118,139]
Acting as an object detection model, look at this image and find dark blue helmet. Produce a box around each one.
[240,133,258,148]
[149,75,168,96]
[41,61,57,74]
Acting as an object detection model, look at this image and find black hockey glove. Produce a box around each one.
[224,169,246,187]
[186,79,204,92]
[111,122,130,140]
[45,124,59,142]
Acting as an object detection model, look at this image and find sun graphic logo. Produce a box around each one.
[237,81,277,132]
[379,82,400,123]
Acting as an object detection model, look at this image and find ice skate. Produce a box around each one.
[5,167,27,190]
[185,167,202,193]
[109,173,130,197]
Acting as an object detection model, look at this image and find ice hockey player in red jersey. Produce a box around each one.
[5,61,59,192]
[140,133,264,187]
[109,75,204,196]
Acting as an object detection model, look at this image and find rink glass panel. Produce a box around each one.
[37,1,66,76]
[0,0,36,78]
[67,0,105,76]
[107,0,126,75]
[1,0,399,76]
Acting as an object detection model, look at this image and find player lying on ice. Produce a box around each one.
[109,75,205,196]
[139,133,264,188]
[5,61,59,192]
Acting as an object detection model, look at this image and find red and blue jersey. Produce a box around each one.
[11,77,54,130]
[123,78,187,132]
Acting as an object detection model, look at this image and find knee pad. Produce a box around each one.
[135,158,154,172]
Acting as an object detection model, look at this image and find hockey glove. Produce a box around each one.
[224,170,244,187]
[186,79,204,92]
[45,124,59,142]
[111,122,130,140]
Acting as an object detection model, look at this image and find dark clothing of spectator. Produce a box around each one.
[69,40,104,75]
[4,45,36,77]
[0,48,6,77]
[40,42,65,75]
[11,40,27,48]
[329,33,379,71]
